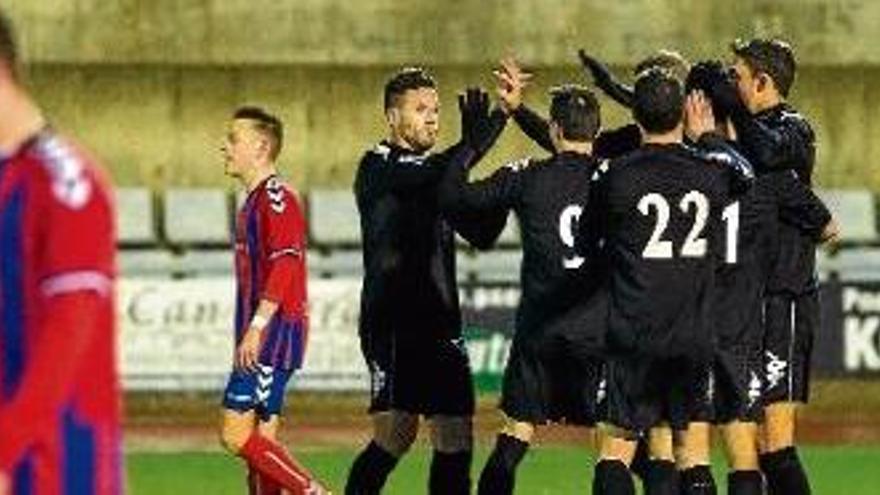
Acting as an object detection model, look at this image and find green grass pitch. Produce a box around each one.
[128,445,880,494]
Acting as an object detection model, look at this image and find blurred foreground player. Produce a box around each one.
[347,68,508,495]
[0,9,122,495]
[219,107,329,495]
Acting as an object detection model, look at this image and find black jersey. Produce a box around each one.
[714,168,829,344]
[439,149,605,343]
[577,139,751,358]
[355,140,507,341]
[731,103,819,294]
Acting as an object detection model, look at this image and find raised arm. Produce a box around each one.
[578,49,634,108]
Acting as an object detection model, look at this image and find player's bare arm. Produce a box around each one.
[235,299,280,372]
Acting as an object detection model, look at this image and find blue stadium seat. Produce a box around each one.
[308,189,361,247]
[459,250,522,283]
[116,187,157,246]
[308,251,363,278]
[829,248,880,281]
[817,189,878,244]
[163,188,232,247]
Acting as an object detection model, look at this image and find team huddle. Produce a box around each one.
[346,38,838,495]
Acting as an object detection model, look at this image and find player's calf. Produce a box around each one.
[676,422,716,495]
[345,411,418,495]
[760,404,810,495]
[220,409,257,454]
[720,421,762,495]
[640,426,678,495]
[593,426,638,495]
[430,416,473,495]
[477,415,533,495]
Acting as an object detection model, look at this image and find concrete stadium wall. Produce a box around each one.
[4,1,880,190]
[26,64,880,190]
[5,0,880,66]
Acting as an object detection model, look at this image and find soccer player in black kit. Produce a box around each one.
[581,68,754,495]
[676,60,838,495]
[439,67,607,494]
[346,68,508,495]
[720,38,832,495]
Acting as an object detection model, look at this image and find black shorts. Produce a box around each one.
[691,341,764,424]
[500,330,605,427]
[605,354,708,432]
[763,290,818,404]
[691,299,765,424]
[361,330,475,416]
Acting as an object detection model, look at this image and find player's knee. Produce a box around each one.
[598,425,639,465]
[722,421,759,470]
[673,422,710,468]
[431,415,474,453]
[258,416,280,441]
[761,403,797,452]
[219,411,256,454]
[498,414,534,444]
[374,411,419,457]
[219,422,251,454]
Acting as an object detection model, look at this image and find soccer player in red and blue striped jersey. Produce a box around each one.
[219,106,328,495]
[0,10,122,495]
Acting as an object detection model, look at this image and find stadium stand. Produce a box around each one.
[113,187,879,282]
[308,189,361,248]
[116,187,157,247]
[163,188,232,248]
[817,189,878,245]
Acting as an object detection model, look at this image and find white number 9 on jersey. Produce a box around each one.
[559,204,585,269]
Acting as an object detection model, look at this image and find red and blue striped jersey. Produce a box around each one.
[0,130,121,495]
[234,175,308,371]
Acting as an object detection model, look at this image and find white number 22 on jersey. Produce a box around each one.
[638,191,709,259]
[559,204,585,269]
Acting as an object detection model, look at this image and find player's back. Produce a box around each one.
[0,130,121,495]
[600,143,726,357]
[510,152,603,336]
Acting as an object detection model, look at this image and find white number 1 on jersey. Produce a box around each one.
[722,201,740,264]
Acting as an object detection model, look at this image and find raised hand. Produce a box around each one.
[685,90,717,141]
[493,56,532,113]
[458,87,492,147]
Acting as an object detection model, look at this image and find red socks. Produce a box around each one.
[239,433,324,495]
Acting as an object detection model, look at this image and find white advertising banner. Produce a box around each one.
[118,276,368,391]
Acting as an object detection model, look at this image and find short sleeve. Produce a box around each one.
[260,177,306,262]
[35,141,114,298]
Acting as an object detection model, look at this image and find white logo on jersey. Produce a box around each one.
[748,370,762,407]
[370,361,386,400]
[595,378,607,404]
[705,368,715,403]
[373,143,391,159]
[591,159,610,181]
[40,137,91,209]
[765,351,788,389]
[503,157,531,172]
[265,177,287,214]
